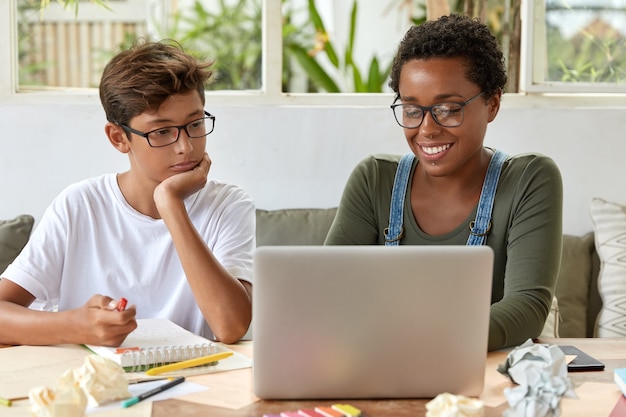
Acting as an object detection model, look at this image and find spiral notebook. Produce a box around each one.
[85,318,250,373]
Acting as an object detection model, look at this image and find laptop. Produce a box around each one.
[252,245,494,400]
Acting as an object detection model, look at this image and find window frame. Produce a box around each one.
[2,0,625,108]
[521,0,626,94]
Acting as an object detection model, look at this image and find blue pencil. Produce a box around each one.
[121,376,185,408]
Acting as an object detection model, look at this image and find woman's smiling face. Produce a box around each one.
[396,57,500,176]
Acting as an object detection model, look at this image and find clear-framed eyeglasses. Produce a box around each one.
[119,111,216,148]
[390,92,484,129]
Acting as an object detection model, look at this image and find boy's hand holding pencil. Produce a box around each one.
[71,295,137,347]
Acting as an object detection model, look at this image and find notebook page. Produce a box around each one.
[0,344,89,399]
[84,318,223,369]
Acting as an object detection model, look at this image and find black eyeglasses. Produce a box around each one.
[390,92,484,129]
[119,111,216,148]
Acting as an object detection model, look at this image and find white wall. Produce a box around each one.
[1,98,625,236]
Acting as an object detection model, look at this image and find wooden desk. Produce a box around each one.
[151,338,626,417]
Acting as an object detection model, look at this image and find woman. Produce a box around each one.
[324,14,563,351]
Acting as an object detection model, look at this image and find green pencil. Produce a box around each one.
[0,395,28,407]
[121,376,185,408]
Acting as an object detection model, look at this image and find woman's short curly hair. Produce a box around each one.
[389,14,507,98]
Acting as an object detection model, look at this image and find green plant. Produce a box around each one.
[18,0,140,88]
[283,0,393,93]
[150,0,393,93]
[153,0,263,91]
[37,0,110,17]
[21,0,405,93]
[18,1,51,86]
[21,0,626,92]
[547,22,626,83]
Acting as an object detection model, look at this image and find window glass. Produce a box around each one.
[544,0,626,85]
[18,0,148,90]
[17,0,263,91]
[159,0,263,90]
[281,0,414,93]
[280,1,523,93]
[524,0,626,91]
[14,0,626,94]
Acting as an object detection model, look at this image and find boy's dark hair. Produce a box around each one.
[99,39,213,125]
[389,14,507,98]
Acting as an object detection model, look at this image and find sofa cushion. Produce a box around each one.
[590,197,626,337]
[256,208,337,247]
[539,296,560,338]
[587,247,602,337]
[556,233,595,337]
[0,214,35,273]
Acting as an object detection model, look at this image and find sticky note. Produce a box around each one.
[332,404,362,416]
[314,406,344,417]
[298,409,326,417]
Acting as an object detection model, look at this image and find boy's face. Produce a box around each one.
[122,90,208,185]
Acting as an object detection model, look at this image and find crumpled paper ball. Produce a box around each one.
[29,354,132,415]
[498,339,577,417]
[28,384,87,417]
[63,355,131,407]
[425,392,484,417]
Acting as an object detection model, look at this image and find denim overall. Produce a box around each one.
[384,150,508,246]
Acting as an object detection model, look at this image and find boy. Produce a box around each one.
[0,40,254,346]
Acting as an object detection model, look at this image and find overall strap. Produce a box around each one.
[466,149,508,246]
[384,153,415,246]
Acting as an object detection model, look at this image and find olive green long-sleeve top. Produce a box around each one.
[324,151,563,351]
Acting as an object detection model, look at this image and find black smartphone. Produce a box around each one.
[559,345,605,372]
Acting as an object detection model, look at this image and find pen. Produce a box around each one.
[121,376,185,408]
[145,351,233,376]
[128,377,168,385]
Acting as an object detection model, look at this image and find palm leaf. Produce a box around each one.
[353,65,365,92]
[285,44,340,93]
[307,0,339,68]
[345,0,358,66]
[367,56,382,92]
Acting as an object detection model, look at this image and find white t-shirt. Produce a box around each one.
[3,174,255,338]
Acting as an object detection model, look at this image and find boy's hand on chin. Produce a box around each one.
[155,153,211,205]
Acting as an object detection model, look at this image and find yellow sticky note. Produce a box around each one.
[332,403,362,416]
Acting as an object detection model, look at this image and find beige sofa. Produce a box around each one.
[0,215,34,274]
[256,208,603,339]
[1,209,602,338]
